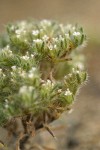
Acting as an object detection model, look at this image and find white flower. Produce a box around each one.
[72,68,75,73]
[5,99,9,108]
[31,67,36,72]
[41,20,51,26]
[11,78,14,82]
[72,26,75,30]
[5,99,8,103]
[65,89,72,96]
[19,86,34,94]
[32,30,39,36]
[15,29,26,38]
[15,29,21,35]
[58,89,62,93]
[28,73,34,78]
[20,72,26,77]
[6,45,10,49]
[47,79,51,84]
[47,80,54,87]
[42,79,54,87]
[26,52,29,56]
[16,34,21,38]
[29,67,36,73]
[20,21,26,27]
[60,24,65,32]
[31,54,34,58]
[59,35,64,41]
[33,39,43,44]
[42,35,49,41]
[72,68,80,74]
[77,63,84,70]
[6,49,13,56]
[21,55,29,60]
[11,72,14,76]
[19,86,27,94]
[76,70,80,74]
[23,30,26,34]
[24,39,28,42]
[10,25,15,31]
[28,86,34,92]
[40,29,43,32]
[52,37,58,42]
[64,75,67,79]
[73,31,81,36]
[11,66,17,70]
[3,74,6,77]
[48,44,53,50]
[54,44,57,49]
[28,67,36,78]
[5,104,9,108]
[9,50,12,54]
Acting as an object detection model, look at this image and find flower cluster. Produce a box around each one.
[0,19,87,126]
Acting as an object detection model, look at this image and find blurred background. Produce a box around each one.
[0,0,100,149]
